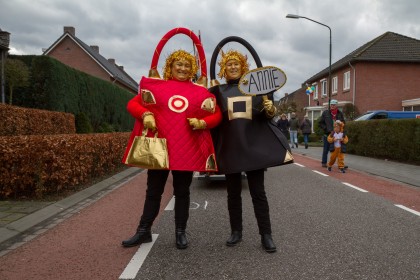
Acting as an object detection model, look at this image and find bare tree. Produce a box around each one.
[343,103,360,120]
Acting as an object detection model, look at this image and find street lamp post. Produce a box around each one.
[286,14,332,109]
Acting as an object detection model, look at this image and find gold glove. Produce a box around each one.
[187,118,207,130]
[263,99,276,118]
[143,113,156,131]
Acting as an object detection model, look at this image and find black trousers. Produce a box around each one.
[226,169,272,235]
[139,169,193,228]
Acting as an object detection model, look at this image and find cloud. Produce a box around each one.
[1,0,419,99]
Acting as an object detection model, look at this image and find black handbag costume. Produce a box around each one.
[209,36,293,252]
[209,36,293,174]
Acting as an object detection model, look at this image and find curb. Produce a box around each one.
[0,167,142,246]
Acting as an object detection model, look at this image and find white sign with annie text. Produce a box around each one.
[238,66,287,96]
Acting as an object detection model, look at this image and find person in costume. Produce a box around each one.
[211,50,291,253]
[327,120,348,173]
[318,99,345,167]
[121,50,222,249]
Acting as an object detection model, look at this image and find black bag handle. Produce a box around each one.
[209,36,263,83]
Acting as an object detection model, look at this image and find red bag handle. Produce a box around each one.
[148,27,207,87]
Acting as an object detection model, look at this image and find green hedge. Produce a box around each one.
[10,55,135,132]
[345,119,420,164]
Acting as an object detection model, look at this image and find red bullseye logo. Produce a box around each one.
[168,95,189,113]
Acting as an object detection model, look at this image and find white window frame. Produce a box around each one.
[332,76,338,94]
[343,71,350,90]
[321,79,327,97]
[313,83,318,99]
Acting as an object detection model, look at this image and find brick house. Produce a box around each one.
[43,26,138,94]
[280,31,420,127]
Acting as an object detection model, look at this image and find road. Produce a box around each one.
[0,153,419,280]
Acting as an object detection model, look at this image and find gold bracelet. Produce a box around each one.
[265,107,277,118]
[141,111,154,119]
[199,120,207,129]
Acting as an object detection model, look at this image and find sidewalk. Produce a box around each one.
[0,167,142,254]
[291,146,420,187]
[1,147,419,252]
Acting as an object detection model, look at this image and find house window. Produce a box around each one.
[321,79,327,97]
[332,76,338,94]
[343,71,350,90]
[313,84,318,99]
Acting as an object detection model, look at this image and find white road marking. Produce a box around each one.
[293,163,305,167]
[395,205,420,217]
[313,170,329,176]
[164,196,175,211]
[204,200,208,210]
[190,202,200,210]
[119,234,159,280]
[342,182,369,193]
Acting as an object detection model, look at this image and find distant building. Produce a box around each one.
[43,26,138,94]
[281,31,420,123]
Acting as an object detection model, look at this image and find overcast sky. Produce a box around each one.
[1,0,419,99]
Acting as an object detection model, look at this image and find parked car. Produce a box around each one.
[354,110,420,121]
[195,172,247,181]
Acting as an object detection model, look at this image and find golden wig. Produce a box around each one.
[163,50,198,81]
[217,50,250,79]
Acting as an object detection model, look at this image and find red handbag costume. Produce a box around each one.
[122,28,221,172]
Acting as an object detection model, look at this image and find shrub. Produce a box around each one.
[75,112,94,134]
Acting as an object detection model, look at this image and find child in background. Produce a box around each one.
[327,120,348,173]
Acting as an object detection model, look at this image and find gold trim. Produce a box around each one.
[148,69,161,79]
[284,150,294,163]
[205,154,217,171]
[228,96,252,120]
[195,76,208,88]
[210,79,220,87]
[141,89,156,105]
[201,97,216,113]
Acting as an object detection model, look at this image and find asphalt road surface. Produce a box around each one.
[0,154,419,280]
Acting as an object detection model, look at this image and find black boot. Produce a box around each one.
[175,226,188,249]
[122,224,152,247]
[261,234,277,253]
[226,231,242,247]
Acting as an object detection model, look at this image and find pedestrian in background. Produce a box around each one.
[276,113,290,139]
[318,99,345,167]
[288,112,300,148]
[300,115,312,149]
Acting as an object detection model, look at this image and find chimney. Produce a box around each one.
[108,58,115,65]
[118,65,124,71]
[0,29,11,50]
[63,26,75,36]
[90,45,99,53]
